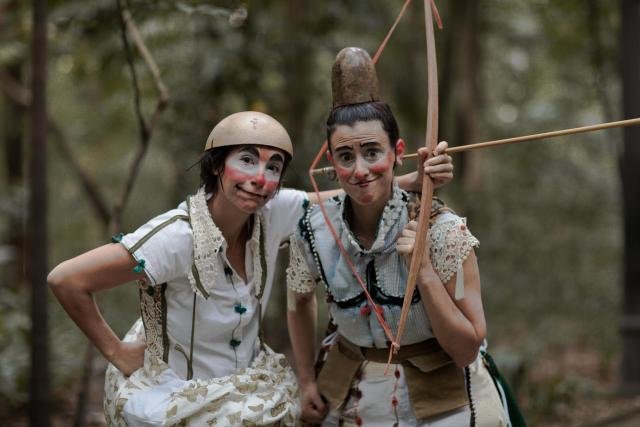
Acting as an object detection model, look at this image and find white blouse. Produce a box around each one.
[120,188,308,380]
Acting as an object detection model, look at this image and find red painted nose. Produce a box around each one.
[253,173,266,187]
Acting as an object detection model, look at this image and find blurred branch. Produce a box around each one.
[48,122,111,225]
[113,0,171,231]
[120,4,170,112]
[0,66,111,226]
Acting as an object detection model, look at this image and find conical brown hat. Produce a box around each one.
[204,111,293,156]
[332,47,380,109]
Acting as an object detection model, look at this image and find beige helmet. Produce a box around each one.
[204,111,293,156]
[332,47,381,109]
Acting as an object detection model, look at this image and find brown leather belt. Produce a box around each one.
[361,338,442,363]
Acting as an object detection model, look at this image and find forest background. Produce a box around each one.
[1,0,639,426]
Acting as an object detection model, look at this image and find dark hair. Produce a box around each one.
[326,101,400,150]
[199,145,292,196]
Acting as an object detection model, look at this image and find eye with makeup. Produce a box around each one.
[265,160,283,180]
[238,152,258,166]
[227,149,260,175]
[363,146,386,162]
[335,149,355,167]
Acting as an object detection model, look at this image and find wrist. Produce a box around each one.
[104,338,123,366]
[301,380,319,396]
[395,173,419,193]
[298,372,317,389]
[418,268,441,289]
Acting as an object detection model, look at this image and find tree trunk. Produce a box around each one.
[620,0,640,395]
[3,63,25,288]
[587,0,615,123]
[444,0,483,209]
[28,0,50,424]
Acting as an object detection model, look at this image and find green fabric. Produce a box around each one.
[481,351,527,427]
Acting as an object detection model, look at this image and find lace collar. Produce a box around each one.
[338,184,406,254]
[186,186,263,299]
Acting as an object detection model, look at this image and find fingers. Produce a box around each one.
[302,407,327,425]
[309,391,327,411]
[417,146,430,161]
[424,161,453,173]
[301,387,328,424]
[434,140,449,155]
[134,339,147,349]
[422,141,453,182]
[418,141,449,158]
[396,238,414,255]
[397,221,417,256]
[425,152,452,167]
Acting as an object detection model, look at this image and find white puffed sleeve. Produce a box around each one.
[428,212,480,300]
[120,208,192,286]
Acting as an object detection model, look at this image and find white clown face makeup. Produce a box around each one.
[218,145,286,214]
[225,147,284,184]
[328,120,404,208]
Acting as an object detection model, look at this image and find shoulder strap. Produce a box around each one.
[127,214,190,254]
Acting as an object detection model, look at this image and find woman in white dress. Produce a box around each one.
[286,48,508,427]
[48,110,453,426]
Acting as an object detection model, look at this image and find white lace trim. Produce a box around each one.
[138,279,165,359]
[187,187,264,299]
[286,236,316,295]
[429,216,479,284]
[187,187,224,298]
[247,215,264,298]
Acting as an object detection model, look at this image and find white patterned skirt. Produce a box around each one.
[103,319,300,426]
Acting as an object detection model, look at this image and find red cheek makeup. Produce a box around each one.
[368,151,395,174]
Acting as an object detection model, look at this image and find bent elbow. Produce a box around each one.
[453,336,484,368]
[47,265,65,291]
[453,351,478,369]
[47,262,77,294]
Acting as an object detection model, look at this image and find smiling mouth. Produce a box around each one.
[237,186,267,199]
[351,178,378,187]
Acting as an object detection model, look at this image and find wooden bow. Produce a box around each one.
[392,0,441,355]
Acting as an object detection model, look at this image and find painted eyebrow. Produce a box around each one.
[268,153,285,163]
[334,141,382,152]
[334,146,354,153]
[236,146,284,164]
[236,146,259,156]
[359,141,384,148]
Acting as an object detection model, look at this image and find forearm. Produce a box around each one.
[417,274,483,367]
[395,172,419,193]
[48,244,140,364]
[49,272,123,362]
[287,292,318,386]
